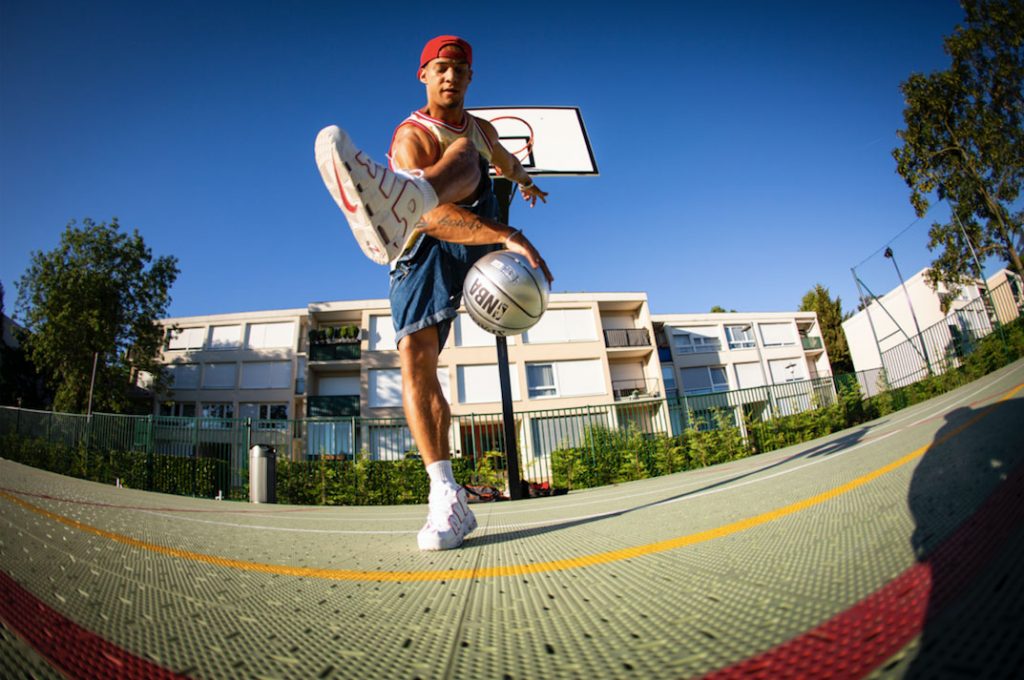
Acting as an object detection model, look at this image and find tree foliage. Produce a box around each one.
[893,0,1024,290]
[800,283,854,374]
[15,219,179,413]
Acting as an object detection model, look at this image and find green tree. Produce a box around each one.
[710,305,737,313]
[15,219,179,413]
[893,0,1024,292]
[799,283,854,374]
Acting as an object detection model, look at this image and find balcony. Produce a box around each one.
[801,336,824,351]
[306,395,360,418]
[604,328,651,348]
[612,378,660,401]
[309,342,361,362]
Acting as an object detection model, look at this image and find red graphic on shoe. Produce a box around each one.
[331,158,359,214]
[354,152,380,181]
[388,181,415,238]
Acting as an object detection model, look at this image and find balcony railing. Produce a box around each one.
[306,395,360,418]
[801,336,823,351]
[612,378,660,400]
[604,328,651,348]
[309,342,361,362]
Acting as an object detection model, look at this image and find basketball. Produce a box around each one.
[463,250,549,336]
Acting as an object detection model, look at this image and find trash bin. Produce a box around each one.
[249,445,276,504]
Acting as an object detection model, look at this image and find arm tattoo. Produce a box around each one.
[425,213,485,232]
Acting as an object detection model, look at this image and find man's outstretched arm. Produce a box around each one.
[413,206,553,284]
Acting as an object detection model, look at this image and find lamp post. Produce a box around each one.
[884,247,932,376]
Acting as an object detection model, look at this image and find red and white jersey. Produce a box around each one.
[389,110,493,168]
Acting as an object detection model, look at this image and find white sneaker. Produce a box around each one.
[417,486,478,551]
[315,125,438,265]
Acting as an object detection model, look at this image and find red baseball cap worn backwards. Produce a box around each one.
[419,35,473,71]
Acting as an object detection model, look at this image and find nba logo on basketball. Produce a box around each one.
[468,279,510,322]
[463,251,550,336]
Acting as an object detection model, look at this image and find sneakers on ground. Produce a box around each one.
[315,125,438,265]
[417,485,478,551]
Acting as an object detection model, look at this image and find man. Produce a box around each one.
[315,35,552,550]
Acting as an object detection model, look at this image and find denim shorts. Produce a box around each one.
[389,190,501,351]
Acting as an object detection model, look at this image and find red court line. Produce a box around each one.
[703,460,1024,679]
[0,570,187,680]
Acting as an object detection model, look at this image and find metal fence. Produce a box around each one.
[879,276,1022,389]
[2,274,1020,503]
[0,374,844,500]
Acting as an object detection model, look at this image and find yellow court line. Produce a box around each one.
[2,382,1021,582]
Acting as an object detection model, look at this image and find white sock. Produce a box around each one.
[396,169,439,213]
[426,460,457,492]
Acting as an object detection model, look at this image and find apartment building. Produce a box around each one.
[152,292,664,461]
[841,267,991,377]
[152,307,307,421]
[986,268,1024,326]
[840,267,1023,391]
[652,311,832,423]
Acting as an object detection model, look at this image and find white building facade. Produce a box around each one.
[841,267,995,388]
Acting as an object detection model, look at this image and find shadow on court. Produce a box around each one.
[470,425,873,548]
[904,398,1024,677]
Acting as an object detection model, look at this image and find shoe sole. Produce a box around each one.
[315,125,404,265]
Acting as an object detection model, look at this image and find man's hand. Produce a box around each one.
[505,230,553,285]
[519,181,548,208]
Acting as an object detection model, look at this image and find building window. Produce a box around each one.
[455,313,502,347]
[457,363,520,403]
[168,363,200,389]
[203,363,237,389]
[369,368,402,407]
[680,366,729,395]
[167,327,205,350]
[759,323,796,347]
[661,365,677,397]
[369,367,449,407]
[725,325,755,349]
[369,315,397,351]
[246,322,295,349]
[208,325,241,349]
[734,362,766,388]
[241,402,289,428]
[526,364,557,398]
[525,359,605,399]
[523,309,598,344]
[159,402,196,418]
[672,327,721,354]
[200,402,235,427]
[768,359,805,383]
[240,361,292,389]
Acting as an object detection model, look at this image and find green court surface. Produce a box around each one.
[2,360,1023,679]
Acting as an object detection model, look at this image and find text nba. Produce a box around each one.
[468,279,509,321]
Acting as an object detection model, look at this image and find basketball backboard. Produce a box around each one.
[466,106,598,176]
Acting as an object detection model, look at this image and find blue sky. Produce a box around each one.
[1,0,983,321]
